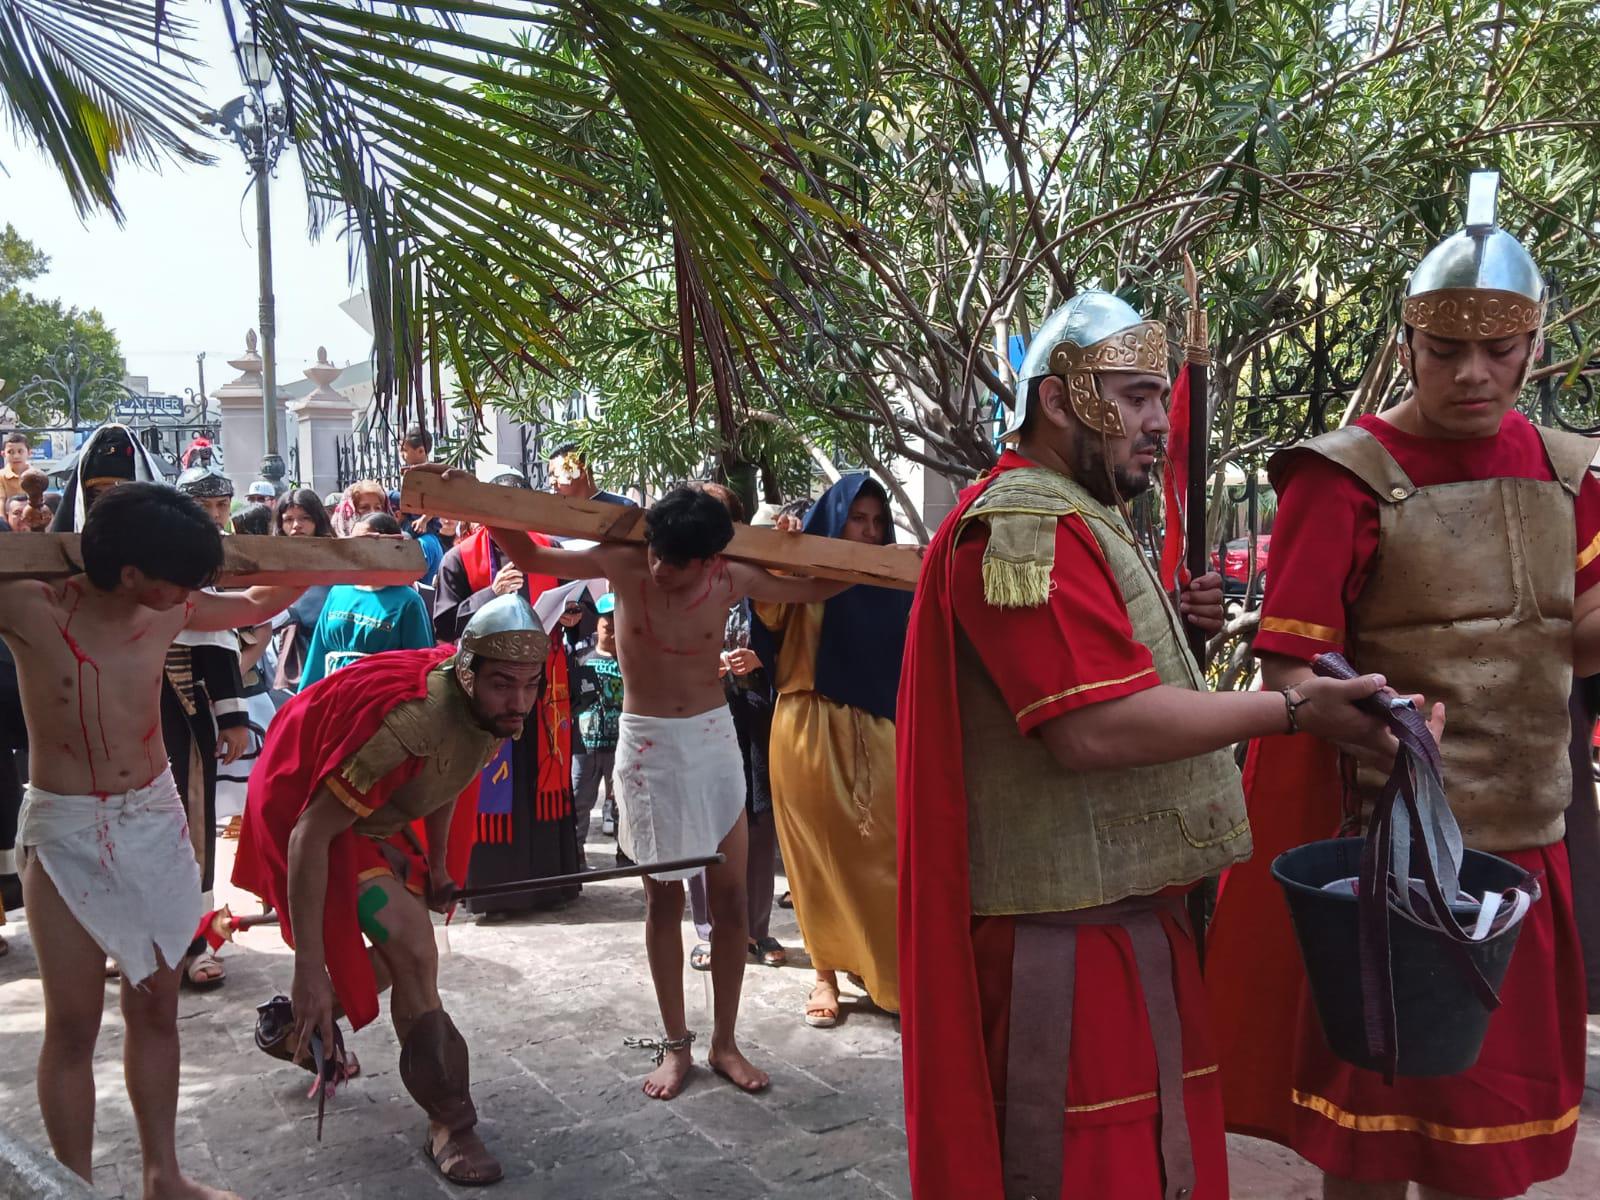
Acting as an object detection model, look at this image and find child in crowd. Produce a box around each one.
[571,594,624,850]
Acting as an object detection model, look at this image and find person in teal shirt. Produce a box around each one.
[299,513,435,689]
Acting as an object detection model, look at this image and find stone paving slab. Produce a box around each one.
[1,835,1596,1198]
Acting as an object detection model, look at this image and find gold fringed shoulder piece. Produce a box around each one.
[978,512,1059,608]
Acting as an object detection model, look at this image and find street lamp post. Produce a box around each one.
[205,33,290,491]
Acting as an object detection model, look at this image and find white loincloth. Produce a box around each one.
[18,770,200,985]
[615,707,745,881]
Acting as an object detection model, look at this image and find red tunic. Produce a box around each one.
[232,647,478,1031]
[898,451,1228,1200]
[1209,412,1592,1196]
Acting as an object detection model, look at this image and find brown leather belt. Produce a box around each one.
[1001,895,1195,1200]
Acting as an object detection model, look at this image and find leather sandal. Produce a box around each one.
[748,936,787,967]
[425,1125,502,1186]
[805,978,840,1028]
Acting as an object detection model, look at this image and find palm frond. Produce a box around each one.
[236,0,839,419]
[0,0,212,220]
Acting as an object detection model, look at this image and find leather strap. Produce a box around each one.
[1270,425,1418,504]
[1532,423,1598,497]
[1313,652,1506,1080]
[1002,922,1076,1200]
[1001,899,1195,1200]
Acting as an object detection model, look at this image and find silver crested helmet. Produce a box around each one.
[456,593,548,698]
[1006,289,1167,441]
[1403,170,1544,343]
[175,464,236,499]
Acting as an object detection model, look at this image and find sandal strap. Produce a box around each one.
[623,1030,696,1066]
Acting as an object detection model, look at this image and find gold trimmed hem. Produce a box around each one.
[1259,616,1344,645]
[1578,529,1600,572]
[1015,667,1157,721]
[1065,1065,1220,1114]
[1291,1089,1580,1145]
[326,776,374,819]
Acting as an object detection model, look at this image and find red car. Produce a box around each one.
[1211,535,1271,596]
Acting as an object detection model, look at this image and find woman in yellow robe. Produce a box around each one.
[757,474,911,1024]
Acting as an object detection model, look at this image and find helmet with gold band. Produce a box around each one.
[1004,289,1167,442]
[456,593,548,697]
[1402,171,1544,344]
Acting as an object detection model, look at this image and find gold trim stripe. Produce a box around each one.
[1292,1090,1580,1145]
[1065,1066,1220,1114]
[1578,529,1600,572]
[1259,616,1344,645]
[1015,667,1157,721]
[326,776,374,819]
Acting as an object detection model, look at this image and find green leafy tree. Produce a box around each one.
[0,223,123,425]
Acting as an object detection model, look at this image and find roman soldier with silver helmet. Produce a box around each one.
[233,591,548,1187]
[456,592,550,699]
[1004,288,1169,441]
[1207,171,1600,1199]
[897,289,1391,1198]
[176,462,236,531]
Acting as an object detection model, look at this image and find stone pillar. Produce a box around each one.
[215,330,266,494]
[286,347,356,497]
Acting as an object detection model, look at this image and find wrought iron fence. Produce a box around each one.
[334,428,402,492]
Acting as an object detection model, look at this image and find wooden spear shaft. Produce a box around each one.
[1183,257,1211,667]
[1183,257,1214,965]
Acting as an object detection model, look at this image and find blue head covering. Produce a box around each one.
[797,472,912,722]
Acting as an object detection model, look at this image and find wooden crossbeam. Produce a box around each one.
[0,534,425,587]
[401,471,920,591]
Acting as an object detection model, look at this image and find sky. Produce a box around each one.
[0,7,374,397]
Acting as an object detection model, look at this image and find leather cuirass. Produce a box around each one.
[1271,422,1595,851]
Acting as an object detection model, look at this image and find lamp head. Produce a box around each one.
[236,37,275,89]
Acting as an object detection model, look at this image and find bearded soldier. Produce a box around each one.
[234,594,549,1187]
[1208,174,1600,1199]
[897,289,1394,1200]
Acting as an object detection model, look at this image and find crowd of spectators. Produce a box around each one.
[0,421,909,1036]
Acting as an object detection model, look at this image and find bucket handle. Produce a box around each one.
[1311,652,1517,1081]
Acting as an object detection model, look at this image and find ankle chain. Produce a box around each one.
[623,1031,696,1066]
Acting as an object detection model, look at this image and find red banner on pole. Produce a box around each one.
[1160,363,1192,593]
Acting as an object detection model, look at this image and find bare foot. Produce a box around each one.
[641,1046,694,1100]
[143,1170,243,1200]
[708,1044,770,1093]
[425,1122,503,1185]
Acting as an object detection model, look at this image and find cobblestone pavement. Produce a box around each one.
[2,835,1597,1199]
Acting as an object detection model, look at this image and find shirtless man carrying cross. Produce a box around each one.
[456,475,850,1099]
[1,482,308,1200]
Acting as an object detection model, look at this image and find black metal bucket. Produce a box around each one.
[1272,836,1532,1077]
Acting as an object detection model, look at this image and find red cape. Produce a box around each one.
[896,471,1008,1199]
[232,646,480,1030]
[1203,730,1342,1142]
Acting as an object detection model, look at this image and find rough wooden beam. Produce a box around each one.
[401,472,920,591]
[0,535,425,587]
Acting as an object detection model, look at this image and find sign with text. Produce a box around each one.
[116,393,186,419]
